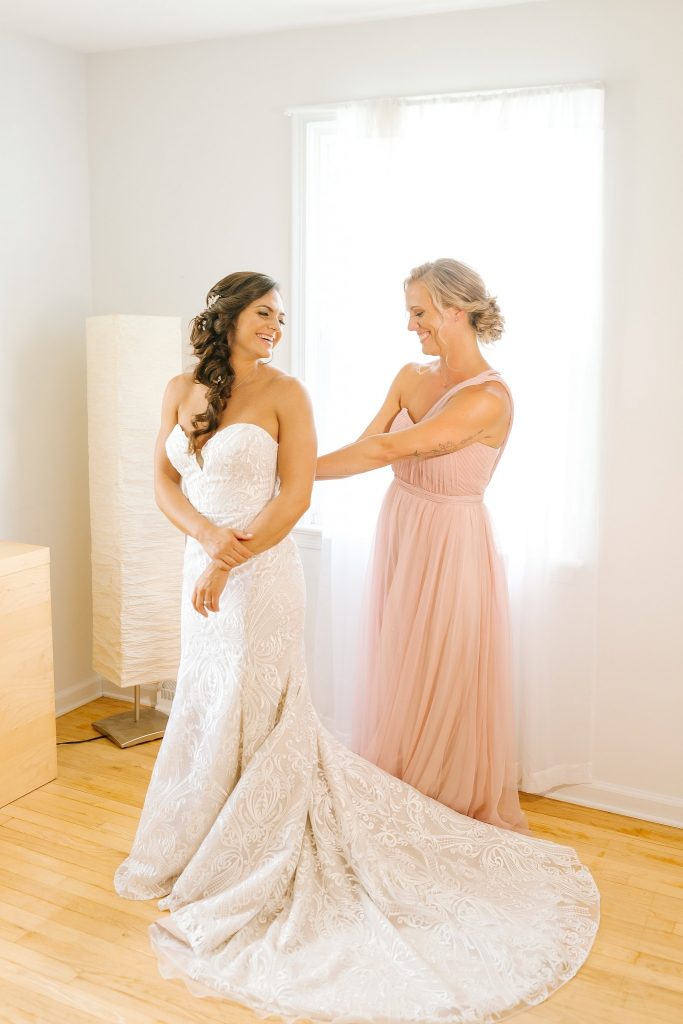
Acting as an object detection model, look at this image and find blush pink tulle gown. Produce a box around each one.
[353,368,528,832]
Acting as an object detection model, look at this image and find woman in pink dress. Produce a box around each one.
[316,258,527,832]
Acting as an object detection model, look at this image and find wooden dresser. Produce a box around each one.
[0,542,57,807]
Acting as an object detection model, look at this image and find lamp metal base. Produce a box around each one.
[92,705,168,748]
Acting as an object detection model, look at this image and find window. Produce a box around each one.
[291,85,604,565]
[290,85,604,789]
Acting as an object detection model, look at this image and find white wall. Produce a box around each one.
[0,32,95,712]
[85,0,683,823]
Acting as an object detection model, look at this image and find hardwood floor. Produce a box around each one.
[0,696,681,1023]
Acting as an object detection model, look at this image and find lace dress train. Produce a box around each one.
[114,421,600,1023]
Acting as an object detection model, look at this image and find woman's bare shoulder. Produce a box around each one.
[469,377,511,411]
[402,360,439,383]
[399,361,428,381]
[396,360,437,399]
[266,371,313,425]
[267,367,310,398]
[440,379,511,439]
[161,371,196,412]
[261,365,292,383]
[381,361,426,400]
[166,371,196,396]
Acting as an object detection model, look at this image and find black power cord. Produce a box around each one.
[57,735,110,745]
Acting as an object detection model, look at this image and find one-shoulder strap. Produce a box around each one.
[427,368,502,418]
[485,373,514,478]
[430,369,514,478]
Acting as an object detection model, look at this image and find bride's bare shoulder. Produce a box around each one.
[166,371,195,394]
[267,368,312,407]
[162,371,196,408]
[266,367,307,391]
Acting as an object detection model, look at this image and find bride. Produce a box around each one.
[114,271,599,1023]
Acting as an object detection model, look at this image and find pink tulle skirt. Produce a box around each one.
[353,477,528,833]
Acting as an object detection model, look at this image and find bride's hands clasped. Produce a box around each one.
[192,560,230,617]
[200,525,254,569]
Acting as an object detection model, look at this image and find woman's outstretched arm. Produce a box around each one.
[316,386,507,479]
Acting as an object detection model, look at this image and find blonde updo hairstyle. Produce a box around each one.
[405,258,504,344]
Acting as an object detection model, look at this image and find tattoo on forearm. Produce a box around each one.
[411,428,486,458]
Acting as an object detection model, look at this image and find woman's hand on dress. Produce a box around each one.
[192,561,230,617]
[199,525,254,568]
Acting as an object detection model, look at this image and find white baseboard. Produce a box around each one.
[545,780,683,830]
[100,681,159,707]
[55,675,103,717]
[55,675,161,717]
[155,679,177,716]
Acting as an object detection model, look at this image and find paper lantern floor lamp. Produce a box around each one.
[87,315,185,747]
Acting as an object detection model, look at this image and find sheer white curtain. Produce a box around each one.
[293,84,604,792]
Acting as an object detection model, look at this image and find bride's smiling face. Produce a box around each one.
[231,288,286,361]
[405,281,459,355]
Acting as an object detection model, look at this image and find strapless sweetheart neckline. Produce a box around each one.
[169,420,279,450]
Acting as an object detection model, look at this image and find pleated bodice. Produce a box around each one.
[389,369,509,499]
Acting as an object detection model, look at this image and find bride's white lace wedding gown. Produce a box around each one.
[114,421,600,1024]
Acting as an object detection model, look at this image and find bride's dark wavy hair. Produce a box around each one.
[187,271,279,453]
